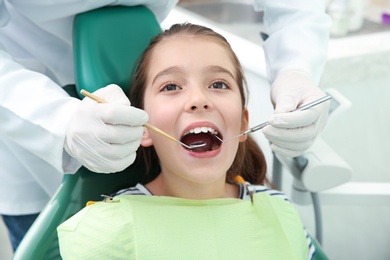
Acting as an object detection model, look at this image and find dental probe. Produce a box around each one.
[215,95,332,143]
[80,89,206,150]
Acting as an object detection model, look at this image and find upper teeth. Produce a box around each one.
[184,127,218,136]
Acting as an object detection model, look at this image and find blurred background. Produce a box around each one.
[1,0,389,259]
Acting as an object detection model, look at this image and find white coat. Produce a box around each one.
[0,0,177,215]
[253,0,331,84]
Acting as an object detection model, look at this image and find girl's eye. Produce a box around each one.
[210,81,229,89]
[161,83,181,92]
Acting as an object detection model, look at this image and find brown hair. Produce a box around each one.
[129,23,267,185]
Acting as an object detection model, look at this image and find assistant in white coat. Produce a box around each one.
[0,0,177,251]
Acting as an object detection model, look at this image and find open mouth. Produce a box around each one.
[181,127,222,152]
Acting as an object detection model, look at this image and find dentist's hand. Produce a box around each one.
[262,70,329,157]
[64,84,148,173]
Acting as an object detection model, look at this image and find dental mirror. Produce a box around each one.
[143,123,206,150]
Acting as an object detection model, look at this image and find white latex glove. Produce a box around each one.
[262,70,329,157]
[64,84,148,173]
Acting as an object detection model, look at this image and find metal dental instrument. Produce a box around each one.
[215,95,332,143]
[142,123,206,150]
[80,89,206,150]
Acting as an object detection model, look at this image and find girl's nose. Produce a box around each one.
[185,87,213,112]
[190,104,209,111]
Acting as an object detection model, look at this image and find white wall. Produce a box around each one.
[316,51,390,260]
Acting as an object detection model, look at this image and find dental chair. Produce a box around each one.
[13,5,328,260]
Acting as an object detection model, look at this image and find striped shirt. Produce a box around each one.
[114,182,315,260]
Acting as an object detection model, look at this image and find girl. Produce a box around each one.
[58,23,314,259]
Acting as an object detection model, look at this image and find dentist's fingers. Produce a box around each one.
[65,84,148,173]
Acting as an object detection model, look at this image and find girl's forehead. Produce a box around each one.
[148,35,236,73]
[160,34,226,49]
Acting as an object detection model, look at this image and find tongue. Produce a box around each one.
[182,133,213,152]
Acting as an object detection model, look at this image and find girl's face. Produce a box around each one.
[141,35,248,197]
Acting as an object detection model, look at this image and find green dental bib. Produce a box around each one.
[58,193,309,259]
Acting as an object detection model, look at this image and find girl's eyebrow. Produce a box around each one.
[205,65,235,80]
[152,66,183,84]
[152,65,235,84]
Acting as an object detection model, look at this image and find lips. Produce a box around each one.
[181,126,222,152]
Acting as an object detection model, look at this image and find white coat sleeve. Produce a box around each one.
[254,0,332,84]
[0,43,82,174]
[0,0,9,27]
[115,0,178,22]
[0,0,177,174]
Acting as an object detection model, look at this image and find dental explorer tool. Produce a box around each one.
[80,89,206,150]
[215,95,332,143]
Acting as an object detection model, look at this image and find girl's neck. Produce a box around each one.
[145,174,239,200]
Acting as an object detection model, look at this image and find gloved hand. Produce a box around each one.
[262,70,329,157]
[64,84,148,173]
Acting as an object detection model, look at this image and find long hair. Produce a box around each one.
[129,23,267,185]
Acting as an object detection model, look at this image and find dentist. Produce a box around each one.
[0,0,177,251]
[254,0,332,157]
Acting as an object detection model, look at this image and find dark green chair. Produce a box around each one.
[13,6,161,259]
[13,6,328,260]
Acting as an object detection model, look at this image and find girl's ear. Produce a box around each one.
[239,109,249,142]
[141,128,154,147]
